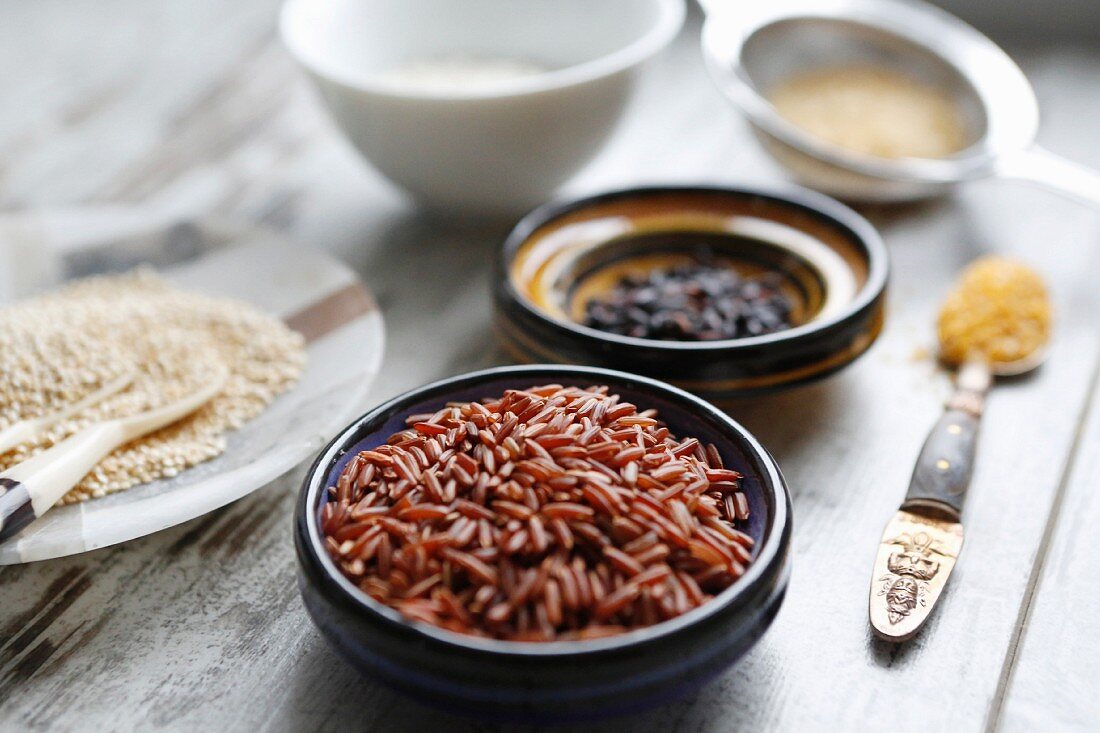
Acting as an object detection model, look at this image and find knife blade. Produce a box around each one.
[869,508,964,642]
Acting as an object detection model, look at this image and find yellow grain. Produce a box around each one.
[936,256,1051,366]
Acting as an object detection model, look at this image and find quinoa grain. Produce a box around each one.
[0,270,306,502]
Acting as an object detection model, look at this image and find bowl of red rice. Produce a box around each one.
[295,365,791,722]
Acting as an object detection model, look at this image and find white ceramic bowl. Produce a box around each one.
[280,0,685,213]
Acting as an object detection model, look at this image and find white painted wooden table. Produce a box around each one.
[2,3,1098,731]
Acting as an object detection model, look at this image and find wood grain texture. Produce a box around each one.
[995,366,1100,733]
[1,3,1099,731]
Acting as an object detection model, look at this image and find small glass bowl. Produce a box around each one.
[494,185,889,403]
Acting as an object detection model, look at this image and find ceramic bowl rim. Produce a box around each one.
[298,364,791,658]
[499,183,889,352]
[279,0,686,101]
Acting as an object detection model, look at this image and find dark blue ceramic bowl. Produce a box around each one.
[295,365,792,723]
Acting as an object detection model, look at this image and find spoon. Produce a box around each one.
[0,369,227,543]
[700,0,1100,206]
[867,258,1051,641]
[0,372,134,454]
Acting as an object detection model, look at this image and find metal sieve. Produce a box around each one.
[700,0,1100,205]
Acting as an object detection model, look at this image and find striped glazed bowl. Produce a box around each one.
[494,185,888,404]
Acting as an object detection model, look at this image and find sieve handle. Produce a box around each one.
[997,147,1100,209]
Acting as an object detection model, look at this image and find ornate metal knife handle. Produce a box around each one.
[902,360,990,519]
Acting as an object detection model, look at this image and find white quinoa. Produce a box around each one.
[0,270,306,503]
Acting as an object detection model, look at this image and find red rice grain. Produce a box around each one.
[320,384,754,641]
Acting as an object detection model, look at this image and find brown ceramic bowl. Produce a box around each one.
[493,185,888,403]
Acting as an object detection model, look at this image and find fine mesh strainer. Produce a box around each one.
[701,0,1100,205]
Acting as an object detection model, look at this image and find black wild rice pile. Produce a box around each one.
[583,263,793,341]
[320,384,754,642]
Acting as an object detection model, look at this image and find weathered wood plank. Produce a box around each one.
[0,0,283,208]
[995,373,1100,732]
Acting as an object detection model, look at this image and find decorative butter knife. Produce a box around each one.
[867,363,981,642]
[870,257,1051,642]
